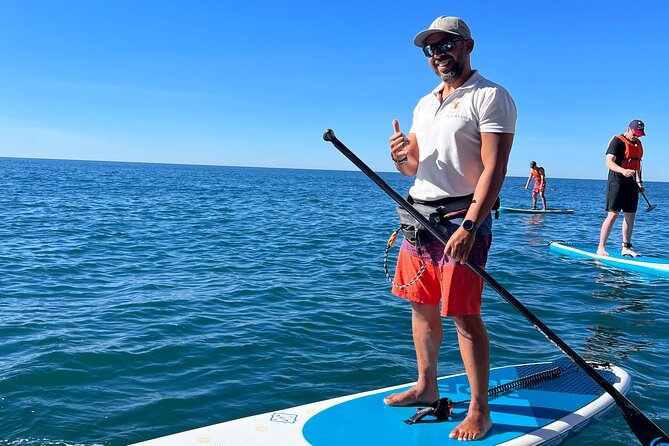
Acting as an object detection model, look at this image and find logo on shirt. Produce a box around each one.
[451,101,460,109]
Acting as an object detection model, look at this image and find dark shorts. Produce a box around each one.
[606,180,638,213]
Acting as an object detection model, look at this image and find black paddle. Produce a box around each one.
[636,181,656,212]
[323,129,669,446]
[641,190,657,212]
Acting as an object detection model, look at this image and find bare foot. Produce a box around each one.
[596,247,609,256]
[383,385,438,406]
[621,247,641,257]
[449,409,492,441]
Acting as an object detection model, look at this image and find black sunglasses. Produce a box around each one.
[422,38,465,57]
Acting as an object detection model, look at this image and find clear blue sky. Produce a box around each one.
[2,0,668,181]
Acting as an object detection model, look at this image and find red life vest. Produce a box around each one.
[614,135,643,170]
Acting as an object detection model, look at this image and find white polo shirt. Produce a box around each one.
[408,71,517,201]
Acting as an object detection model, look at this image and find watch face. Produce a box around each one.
[463,220,476,232]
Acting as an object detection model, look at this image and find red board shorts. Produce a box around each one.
[392,214,492,317]
[532,181,546,194]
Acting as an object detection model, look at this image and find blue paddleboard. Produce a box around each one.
[549,241,669,278]
[499,207,574,214]
[128,358,630,446]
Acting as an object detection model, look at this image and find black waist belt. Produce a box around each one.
[408,193,474,214]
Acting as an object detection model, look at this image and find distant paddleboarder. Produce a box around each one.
[597,119,646,257]
[387,15,516,441]
[524,161,547,210]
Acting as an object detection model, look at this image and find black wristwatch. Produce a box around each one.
[462,219,477,233]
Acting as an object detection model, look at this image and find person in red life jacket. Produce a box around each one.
[597,119,646,257]
[524,161,547,210]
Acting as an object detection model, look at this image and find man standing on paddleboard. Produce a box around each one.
[386,16,516,441]
[597,119,646,257]
[524,161,547,210]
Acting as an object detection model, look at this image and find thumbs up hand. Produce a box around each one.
[389,119,410,164]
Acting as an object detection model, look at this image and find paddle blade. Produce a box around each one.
[618,399,669,445]
[647,204,657,212]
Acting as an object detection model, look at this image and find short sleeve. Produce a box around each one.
[606,137,624,158]
[478,87,517,134]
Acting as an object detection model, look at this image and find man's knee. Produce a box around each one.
[452,315,485,336]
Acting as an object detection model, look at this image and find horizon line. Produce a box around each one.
[1,155,665,183]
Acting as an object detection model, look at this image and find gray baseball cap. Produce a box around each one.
[414,16,472,47]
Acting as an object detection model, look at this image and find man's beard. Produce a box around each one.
[435,52,466,83]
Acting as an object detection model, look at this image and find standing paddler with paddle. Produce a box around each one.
[597,119,647,257]
[384,15,516,441]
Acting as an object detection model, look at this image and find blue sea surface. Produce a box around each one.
[1,157,668,446]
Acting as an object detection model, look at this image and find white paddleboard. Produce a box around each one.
[128,358,630,446]
[499,207,574,214]
[549,241,669,278]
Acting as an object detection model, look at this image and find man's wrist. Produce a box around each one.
[392,155,409,165]
[461,219,477,233]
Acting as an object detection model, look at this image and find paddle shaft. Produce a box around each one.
[641,190,656,210]
[323,129,668,446]
[636,182,657,211]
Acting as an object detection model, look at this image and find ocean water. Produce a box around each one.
[1,157,668,446]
